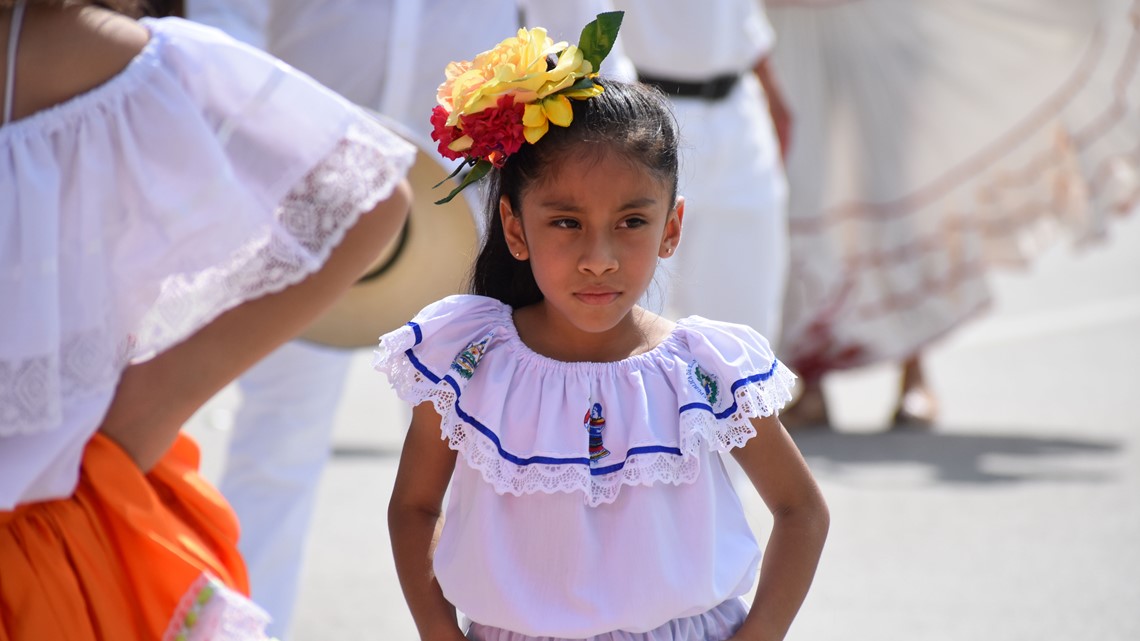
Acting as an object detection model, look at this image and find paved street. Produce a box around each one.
[187,213,1140,641]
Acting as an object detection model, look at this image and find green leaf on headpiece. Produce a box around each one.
[577,11,624,72]
[432,159,470,190]
[434,159,492,205]
[563,77,599,94]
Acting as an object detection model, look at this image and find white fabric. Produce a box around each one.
[164,573,273,641]
[467,597,748,641]
[665,73,789,341]
[613,0,774,79]
[0,16,415,509]
[373,295,795,638]
[614,2,789,341]
[766,0,1140,375]
[182,0,268,48]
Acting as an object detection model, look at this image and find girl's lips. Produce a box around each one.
[574,291,621,305]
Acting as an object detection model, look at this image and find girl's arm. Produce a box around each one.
[728,414,830,641]
[388,402,466,641]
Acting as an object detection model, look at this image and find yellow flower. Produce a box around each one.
[435,27,598,130]
[522,95,573,143]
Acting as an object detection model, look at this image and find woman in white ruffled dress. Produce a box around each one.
[767,0,1140,427]
[0,1,413,639]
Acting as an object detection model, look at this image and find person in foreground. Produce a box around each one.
[375,15,828,641]
[0,1,413,639]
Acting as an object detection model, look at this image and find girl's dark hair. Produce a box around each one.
[469,79,680,308]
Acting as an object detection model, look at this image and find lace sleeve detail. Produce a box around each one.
[163,574,273,641]
[371,324,427,406]
[0,117,414,437]
[129,117,415,363]
[681,359,797,455]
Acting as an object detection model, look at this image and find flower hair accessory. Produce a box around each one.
[430,12,624,204]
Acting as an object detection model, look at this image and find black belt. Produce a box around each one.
[638,72,740,100]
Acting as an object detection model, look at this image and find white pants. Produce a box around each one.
[218,340,353,640]
[664,73,789,347]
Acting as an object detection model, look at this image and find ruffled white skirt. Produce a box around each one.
[766,0,1140,377]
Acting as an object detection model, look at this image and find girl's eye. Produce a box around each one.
[621,217,649,229]
[552,218,581,229]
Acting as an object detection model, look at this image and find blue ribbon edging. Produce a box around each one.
[402,321,779,476]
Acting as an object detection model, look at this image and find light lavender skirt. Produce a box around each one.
[465,598,748,641]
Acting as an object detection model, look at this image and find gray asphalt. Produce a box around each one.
[187,213,1140,641]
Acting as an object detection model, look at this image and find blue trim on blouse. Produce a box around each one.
[402,320,772,475]
[678,359,780,420]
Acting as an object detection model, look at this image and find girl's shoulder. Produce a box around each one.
[380,294,512,355]
[6,5,148,123]
[371,294,512,386]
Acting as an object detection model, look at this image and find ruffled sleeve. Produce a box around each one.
[372,295,510,410]
[0,17,415,439]
[675,317,797,454]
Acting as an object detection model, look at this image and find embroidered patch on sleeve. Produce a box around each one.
[687,361,721,407]
[450,332,494,380]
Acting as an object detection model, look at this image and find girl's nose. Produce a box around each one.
[578,231,619,276]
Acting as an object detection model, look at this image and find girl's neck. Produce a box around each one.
[512,302,674,363]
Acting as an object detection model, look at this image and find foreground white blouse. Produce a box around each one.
[373,295,796,638]
[0,17,415,509]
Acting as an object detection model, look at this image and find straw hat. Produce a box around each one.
[300,113,480,348]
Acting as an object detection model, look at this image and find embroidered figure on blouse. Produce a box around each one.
[687,361,721,406]
[450,332,493,380]
[583,402,611,463]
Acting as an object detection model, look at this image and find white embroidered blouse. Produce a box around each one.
[373,295,796,637]
[0,17,415,510]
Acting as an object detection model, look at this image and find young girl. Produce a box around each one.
[0,1,412,639]
[375,19,829,641]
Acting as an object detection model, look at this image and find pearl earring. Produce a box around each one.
[514,252,521,257]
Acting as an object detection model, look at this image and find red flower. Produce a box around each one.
[430,96,526,168]
[430,105,465,162]
[459,95,526,167]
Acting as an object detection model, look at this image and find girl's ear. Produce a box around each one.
[659,195,684,259]
[500,195,529,261]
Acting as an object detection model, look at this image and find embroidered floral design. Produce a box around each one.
[687,361,720,406]
[450,333,493,380]
[583,402,611,463]
[167,576,217,641]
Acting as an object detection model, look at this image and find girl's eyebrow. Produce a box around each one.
[538,197,658,212]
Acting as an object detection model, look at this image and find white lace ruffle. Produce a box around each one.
[163,573,274,641]
[0,119,413,437]
[374,329,796,507]
[129,117,413,363]
[682,361,798,454]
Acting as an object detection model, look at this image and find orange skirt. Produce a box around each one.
[0,433,265,641]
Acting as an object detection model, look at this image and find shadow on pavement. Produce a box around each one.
[790,428,1124,485]
[331,443,401,459]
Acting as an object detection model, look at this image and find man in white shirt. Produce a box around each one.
[614,0,792,344]
[185,2,632,638]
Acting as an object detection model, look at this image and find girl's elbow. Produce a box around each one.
[777,492,830,537]
[815,498,831,539]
